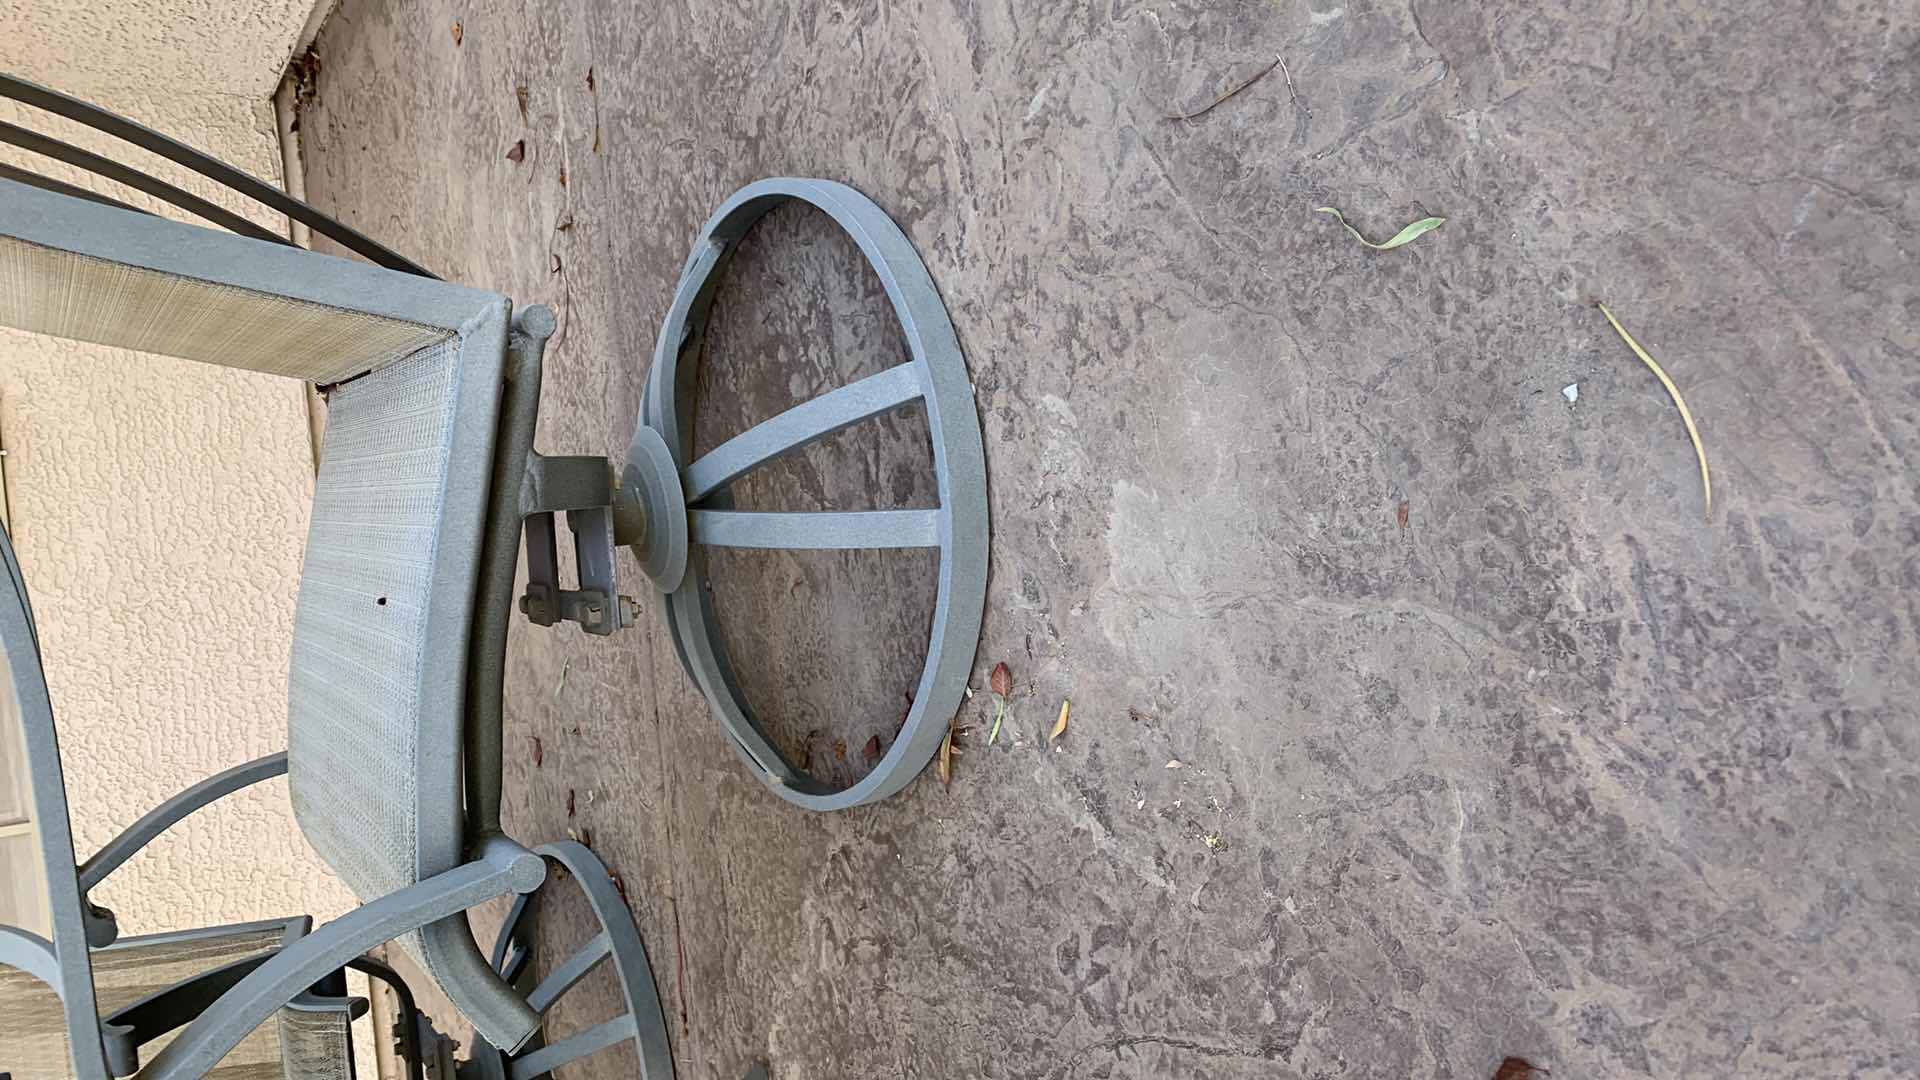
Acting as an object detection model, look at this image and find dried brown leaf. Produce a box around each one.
[938,729,954,785]
[450,21,462,45]
[565,788,575,817]
[990,661,1012,698]
[290,47,321,108]
[1492,1059,1548,1080]
[557,165,567,187]
[1397,500,1410,529]
[555,213,575,232]
[585,67,595,91]
[531,736,543,767]
[505,139,526,163]
[549,253,562,275]
[863,734,883,763]
[1050,699,1071,741]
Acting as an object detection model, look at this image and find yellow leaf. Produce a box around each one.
[938,728,953,785]
[1050,699,1070,741]
[1315,207,1445,250]
[1597,303,1713,519]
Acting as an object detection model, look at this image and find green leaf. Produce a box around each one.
[988,698,1006,745]
[1315,207,1446,250]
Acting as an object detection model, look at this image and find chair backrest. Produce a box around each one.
[0,177,533,1052]
[286,334,486,902]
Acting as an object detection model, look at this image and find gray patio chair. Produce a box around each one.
[0,915,435,1080]
[0,536,442,1080]
[0,72,988,1079]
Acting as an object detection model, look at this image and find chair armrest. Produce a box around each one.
[77,753,289,945]
[80,752,289,894]
[0,924,60,988]
[135,840,545,1080]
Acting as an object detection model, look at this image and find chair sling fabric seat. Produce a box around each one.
[0,922,345,1080]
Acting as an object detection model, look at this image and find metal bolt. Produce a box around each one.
[619,595,640,625]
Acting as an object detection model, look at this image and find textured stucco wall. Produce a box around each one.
[0,0,323,105]
[0,1,360,938]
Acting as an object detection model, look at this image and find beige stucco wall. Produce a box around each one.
[0,0,361,938]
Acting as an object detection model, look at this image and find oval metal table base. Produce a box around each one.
[631,178,990,812]
[475,842,776,1080]
[473,841,675,1080]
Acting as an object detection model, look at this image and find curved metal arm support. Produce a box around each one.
[0,924,61,989]
[0,118,290,245]
[78,752,290,894]
[0,72,435,276]
[137,842,545,1080]
[0,159,150,215]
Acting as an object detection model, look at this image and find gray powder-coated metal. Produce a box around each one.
[635,177,990,810]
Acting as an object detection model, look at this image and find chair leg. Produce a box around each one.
[468,841,768,1080]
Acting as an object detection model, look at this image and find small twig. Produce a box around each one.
[1165,54,1283,122]
[1278,54,1298,105]
[1597,302,1713,519]
[669,897,690,1029]
[546,241,575,354]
